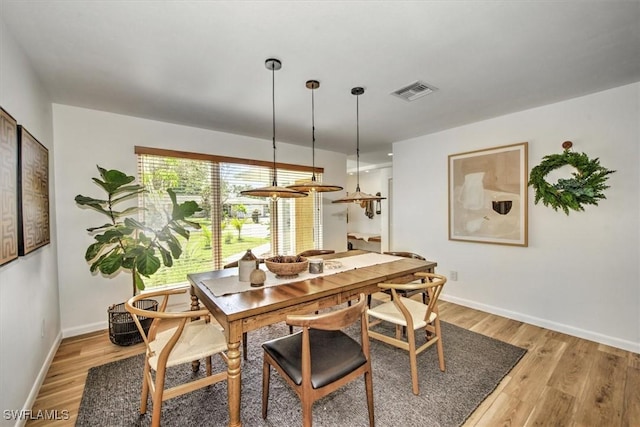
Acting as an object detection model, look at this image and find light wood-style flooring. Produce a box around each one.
[26,296,640,426]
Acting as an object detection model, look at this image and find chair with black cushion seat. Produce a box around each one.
[296,249,335,257]
[125,289,228,427]
[262,294,374,427]
[367,273,447,395]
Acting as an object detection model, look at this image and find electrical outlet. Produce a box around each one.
[450,271,458,281]
[41,319,45,338]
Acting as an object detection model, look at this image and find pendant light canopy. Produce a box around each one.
[288,80,343,193]
[241,58,308,200]
[332,87,387,204]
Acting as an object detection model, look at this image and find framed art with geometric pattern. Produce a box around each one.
[0,107,19,265]
[17,125,50,255]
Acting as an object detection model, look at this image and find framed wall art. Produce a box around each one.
[448,142,528,246]
[0,107,19,265]
[18,125,50,255]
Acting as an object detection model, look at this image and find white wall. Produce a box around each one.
[393,83,640,352]
[0,19,61,426]
[52,105,347,336]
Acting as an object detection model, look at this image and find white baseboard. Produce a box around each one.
[62,301,191,338]
[62,320,107,338]
[17,331,63,427]
[441,294,640,354]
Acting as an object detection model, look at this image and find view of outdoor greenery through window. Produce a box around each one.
[137,149,322,288]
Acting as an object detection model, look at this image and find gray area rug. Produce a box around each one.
[77,321,525,427]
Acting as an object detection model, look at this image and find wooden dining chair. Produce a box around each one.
[125,289,228,427]
[296,249,335,257]
[367,251,429,307]
[383,252,429,303]
[262,294,374,427]
[367,272,447,395]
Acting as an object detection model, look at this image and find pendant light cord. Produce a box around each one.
[355,91,361,192]
[271,63,278,187]
[311,85,316,181]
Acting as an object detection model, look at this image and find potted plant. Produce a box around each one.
[75,165,202,345]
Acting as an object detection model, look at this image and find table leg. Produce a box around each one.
[227,340,242,427]
[190,291,201,372]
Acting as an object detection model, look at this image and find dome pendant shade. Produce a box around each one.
[241,58,308,201]
[288,80,343,193]
[287,179,344,193]
[241,185,308,200]
[332,87,386,204]
[331,188,385,203]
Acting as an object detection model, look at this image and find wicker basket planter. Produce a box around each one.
[108,299,158,346]
[265,256,308,278]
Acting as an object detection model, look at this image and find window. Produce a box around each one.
[135,146,323,288]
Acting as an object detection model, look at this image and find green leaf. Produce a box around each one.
[93,167,136,194]
[168,222,190,239]
[110,206,144,219]
[166,239,182,259]
[136,251,161,277]
[158,246,173,268]
[98,252,124,275]
[111,188,146,205]
[94,229,125,243]
[133,270,145,291]
[90,252,109,273]
[167,188,178,206]
[111,184,145,196]
[124,217,153,234]
[75,195,111,216]
[182,219,201,230]
[85,242,105,261]
[74,195,108,206]
[86,223,115,232]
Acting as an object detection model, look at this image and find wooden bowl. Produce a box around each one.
[264,256,308,278]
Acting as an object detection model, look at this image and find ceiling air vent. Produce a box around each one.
[391,81,437,102]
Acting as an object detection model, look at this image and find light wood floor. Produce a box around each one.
[26,297,640,426]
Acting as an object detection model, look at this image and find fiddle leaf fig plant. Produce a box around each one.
[75,165,202,296]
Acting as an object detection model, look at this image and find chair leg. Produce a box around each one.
[206,355,212,376]
[243,332,248,361]
[151,367,167,427]
[140,360,151,415]
[302,397,313,427]
[434,318,446,372]
[262,359,270,419]
[407,329,420,395]
[364,369,375,426]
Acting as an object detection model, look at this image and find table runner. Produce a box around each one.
[202,252,403,297]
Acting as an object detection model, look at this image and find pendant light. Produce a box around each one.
[332,87,387,204]
[241,58,308,200]
[287,80,343,193]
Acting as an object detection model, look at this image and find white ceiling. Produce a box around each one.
[2,1,639,168]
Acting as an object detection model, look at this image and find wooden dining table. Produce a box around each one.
[188,250,437,427]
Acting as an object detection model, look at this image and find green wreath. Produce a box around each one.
[528,147,615,215]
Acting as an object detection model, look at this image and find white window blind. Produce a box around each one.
[136,147,323,288]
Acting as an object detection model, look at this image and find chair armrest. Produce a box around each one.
[377,282,427,291]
